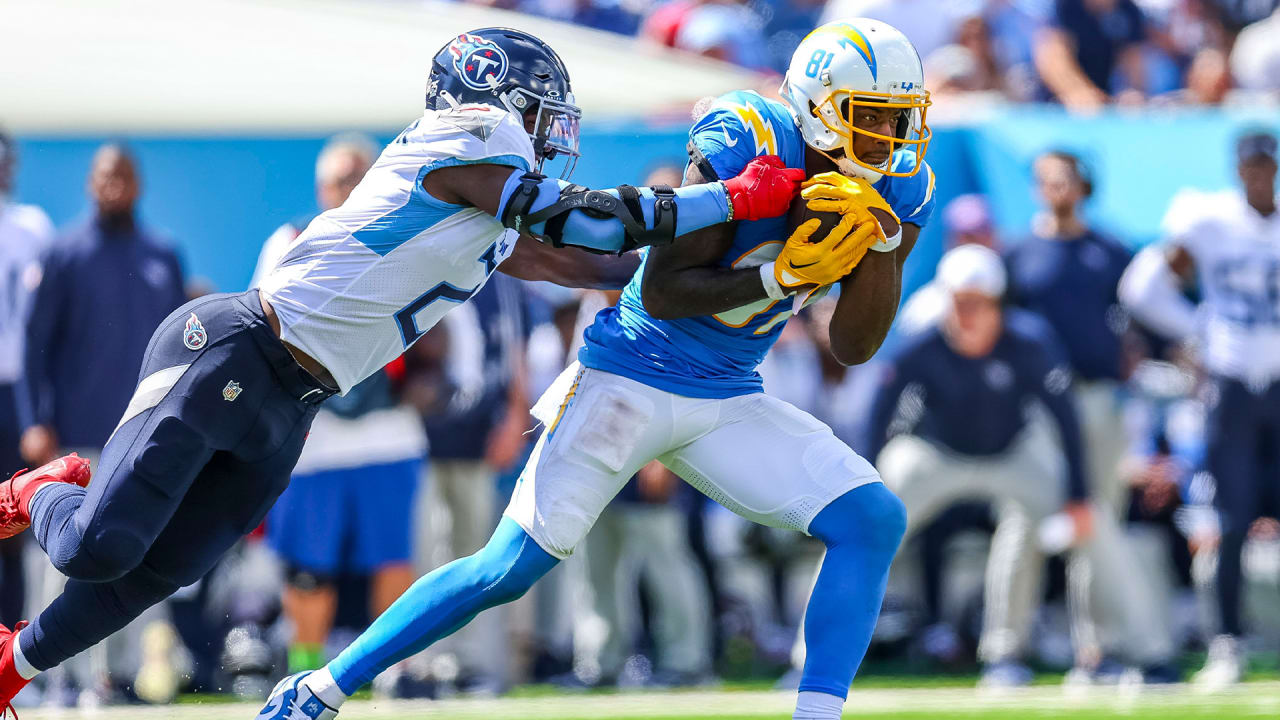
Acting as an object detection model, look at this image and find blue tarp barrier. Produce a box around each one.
[12,109,1277,294]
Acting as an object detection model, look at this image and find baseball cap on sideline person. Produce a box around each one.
[936,244,1007,299]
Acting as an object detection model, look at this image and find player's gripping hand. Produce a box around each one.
[773,212,879,291]
[722,156,807,222]
[801,172,902,252]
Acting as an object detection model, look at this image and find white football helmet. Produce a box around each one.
[780,18,931,182]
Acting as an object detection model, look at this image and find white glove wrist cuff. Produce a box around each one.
[760,262,788,301]
[870,224,902,253]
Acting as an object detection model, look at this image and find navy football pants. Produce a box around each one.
[21,291,334,671]
[1205,376,1280,638]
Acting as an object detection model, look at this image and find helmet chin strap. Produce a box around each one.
[814,146,885,184]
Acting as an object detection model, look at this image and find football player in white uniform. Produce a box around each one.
[277,19,934,720]
[0,28,807,719]
[1120,129,1280,689]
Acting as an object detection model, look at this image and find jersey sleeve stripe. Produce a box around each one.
[420,153,531,177]
[909,165,936,219]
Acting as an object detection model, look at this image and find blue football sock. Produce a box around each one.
[327,517,558,694]
[798,482,907,699]
[21,564,178,671]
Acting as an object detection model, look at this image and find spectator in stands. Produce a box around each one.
[257,135,426,680]
[981,1,1053,101]
[819,0,977,62]
[519,0,643,35]
[19,142,186,704]
[0,129,54,637]
[870,244,1173,687]
[1119,130,1280,689]
[925,15,1010,96]
[409,273,532,694]
[1181,48,1233,104]
[1230,8,1280,93]
[1209,0,1280,33]
[642,0,701,49]
[673,1,772,71]
[1004,149,1177,681]
[1034,0,1153,111]
[758,0,827,73]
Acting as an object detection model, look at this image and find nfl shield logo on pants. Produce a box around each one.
[222,381,243,402]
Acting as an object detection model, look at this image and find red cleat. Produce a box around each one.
[0,621,31,719]
[0,454,92,541]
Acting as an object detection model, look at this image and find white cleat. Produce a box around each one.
[1192,635,1243,691]
[256,672,338,719]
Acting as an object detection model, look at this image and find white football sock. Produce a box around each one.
[793,690,844,720]
[11,630,41,681]
[302,666,348,709]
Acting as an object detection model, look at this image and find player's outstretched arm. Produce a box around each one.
[640,163,781,319]
[827,223,922,366]
[498,235,640,290]
[423,157,803,256]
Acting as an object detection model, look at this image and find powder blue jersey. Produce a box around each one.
[579,90,937,398]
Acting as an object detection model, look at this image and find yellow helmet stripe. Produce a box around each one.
[805,23,877,81]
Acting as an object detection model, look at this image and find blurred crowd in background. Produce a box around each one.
[2,3,1280,710]
[459,0,1280,108]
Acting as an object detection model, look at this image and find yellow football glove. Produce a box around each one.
[798,170,901,252]
[801,172,901,251]
[773,213,880,291]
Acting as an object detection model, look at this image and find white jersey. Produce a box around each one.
[1163,188,1280,383]
[260,105,535,393]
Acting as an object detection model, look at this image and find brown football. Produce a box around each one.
[786,195,900,244]
[786,193,844,243]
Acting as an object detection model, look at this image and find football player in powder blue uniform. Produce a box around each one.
[272,19,935,720]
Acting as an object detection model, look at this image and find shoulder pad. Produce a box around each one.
[405,107,536,171]
[689,92,782,180]
[436,104,511,142]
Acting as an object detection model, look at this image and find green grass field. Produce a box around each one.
[16,682,1280,719]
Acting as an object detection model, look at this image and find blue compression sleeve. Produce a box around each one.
[800,483,907,698]
[496,169,730,253]
[327,517,557,694]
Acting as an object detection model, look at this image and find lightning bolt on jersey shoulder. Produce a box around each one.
[688,91,806,181]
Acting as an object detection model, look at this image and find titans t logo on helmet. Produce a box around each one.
[448,33,510,91]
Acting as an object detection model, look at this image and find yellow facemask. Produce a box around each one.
[812,88,932,178]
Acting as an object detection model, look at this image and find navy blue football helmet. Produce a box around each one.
[427,28,581,178]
